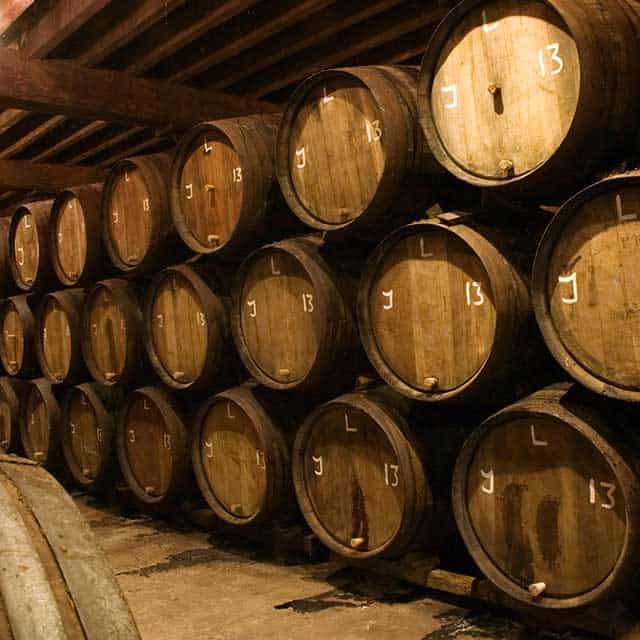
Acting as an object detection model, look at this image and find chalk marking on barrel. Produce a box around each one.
[366,120,382,143]
[163,432,172,450]
[270,257,281,275]
[185,184,193,200]
[143,198,150,212]
[302,293,314,313]
[480,469,494,494]
[530,424,548,446]
[345,413,357,433]
[295,147,306,169]
[96,427,103,443]
[312,455,323,476]
[590,478,616,509]
[419,238,433,258]
[538,43,563,77]
[197,311,206,326]
[616,193,637,222]
[204,138,212,153]
[558,272,578,304]
[384,463,399,487]
[128,429,135,443]
[482,9,498,32]
[441,84,458,109]
[226,402,235,419]
[232,167,243,183]
[247,299,257,318]
[16,246,24,266]
[465,281,484,306]
[256,449,266,469]
[322,87,334,104]
[382,290,393,310]
[205,439,213,458]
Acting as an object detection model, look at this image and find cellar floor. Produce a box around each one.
[76,495,599,640]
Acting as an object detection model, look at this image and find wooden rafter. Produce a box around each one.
[0,47,278,127]
[0,157,106,190]
[0,0,34,39]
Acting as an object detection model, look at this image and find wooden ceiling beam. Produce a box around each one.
[208,0,406,91]
[126,0,262,75]
[169,0,337,84]
[0,157,106,190]
[243,4,448,98]
[0,0,35,39]
[0,47,278,128]
[77,0,190,67]
[22,0,114,58]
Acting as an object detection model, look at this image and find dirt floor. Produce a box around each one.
[75,495,601,640]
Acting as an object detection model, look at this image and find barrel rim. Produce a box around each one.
[0,377,25,454]
[101,155,172,274]
[417,0,606,192]
[358,218,517,403]
[81,279,141,386]
[8,201,54,292]
[0,295,33,377]
[276,66,414,232]
[143,264,227,390]
[49,184,103,287]
[191,385,283,525]
[452,390,640,608]
[532,173,640,401]
[230,237,335,391]
[19,378,61,469]
[115,386,188,507]
[61,383,114,488]
[292,391,430,559]
[170,121,245,255]
[35,289,85,385]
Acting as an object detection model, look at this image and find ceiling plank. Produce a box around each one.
[0,0,35,39]
[77,0,190,67]
[208,0,406,91]
[31,120,108,161]
[242,3,448,98]
[0,47,279,127]
[22,0,113,58]
[126,0,262,75]
[169,0,337,84]
[0,157,106,190]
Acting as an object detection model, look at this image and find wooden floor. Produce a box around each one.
[75,495,602,640]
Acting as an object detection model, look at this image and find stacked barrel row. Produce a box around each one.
[1,0,640,620]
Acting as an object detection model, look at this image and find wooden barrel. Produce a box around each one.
[418,0,640,197]
[102,153,181,274]
[0,455,140,639]
[292,387,460,559]
[116,386,190,509]
[232,237,361,392]
[82,278,148,386]
[191,383,303,526]
[532,172,640,402]
[143,263,236,391]
[35,289,87,385]
[19,378,64,470]
[0,294,39,377]
[358,216,540,405]
[61,383,122,491]
[453,383,640,609]
[0,218,13,297]
[171,115,301,259]
[50,183,105,287]
[276,66,435,236]
[8,200,55,292]
[0,377,26,453]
